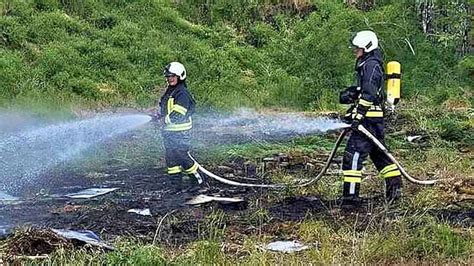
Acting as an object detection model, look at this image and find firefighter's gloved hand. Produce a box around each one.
[339,86,359,104]
[351,119,361,131]
[150,114,161,122]
[341,114,352,124]
[342,105,355,124]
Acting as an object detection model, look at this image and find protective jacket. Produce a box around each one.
[340,49,385,122]
[159,82,195,132]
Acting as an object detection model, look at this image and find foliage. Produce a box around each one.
[0,0,470,112]
[415,0,471,55]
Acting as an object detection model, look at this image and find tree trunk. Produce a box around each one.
[459,1,471,56]
[418,0,435,36]
[417,0,470,56]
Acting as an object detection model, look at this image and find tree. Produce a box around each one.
[416,0,470,56]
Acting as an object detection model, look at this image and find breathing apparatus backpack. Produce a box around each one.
[386,61,401,110]
[340,60,402,122]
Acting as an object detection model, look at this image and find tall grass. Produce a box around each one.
[0,0,470,113]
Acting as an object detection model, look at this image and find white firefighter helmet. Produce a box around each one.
[163,62,186,80]
[352,30,378,53]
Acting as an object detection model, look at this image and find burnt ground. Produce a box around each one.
[0,166,248,242]
[0,115,350,249]
[0,117,472,253]
[1,160,473,251]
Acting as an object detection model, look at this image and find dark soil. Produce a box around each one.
[2,162,472,249]
[0,164,266,245]
[1,151,472,256]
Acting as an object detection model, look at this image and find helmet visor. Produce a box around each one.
[163,68,175,77]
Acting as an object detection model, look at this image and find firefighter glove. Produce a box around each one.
[351,118,361,131]
[339,86,360,104]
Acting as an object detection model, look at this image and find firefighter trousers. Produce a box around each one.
[162,130,198,176]
[342,118,402,199]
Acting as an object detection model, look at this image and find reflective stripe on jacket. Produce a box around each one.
[159,82,195,132]
[352,49,385,120]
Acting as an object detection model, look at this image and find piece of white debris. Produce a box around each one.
[65,188,119,199]
[127,208,152,216]
[185,194,244,205]
[266,240,309,253]
[406,135,424,142]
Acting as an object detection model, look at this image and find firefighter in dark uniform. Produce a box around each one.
[339,31,402,205]
[157,62,203,186]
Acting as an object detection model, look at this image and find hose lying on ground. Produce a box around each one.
[190,128,348,188]
[190,125,441,188]
[356,125,439,185]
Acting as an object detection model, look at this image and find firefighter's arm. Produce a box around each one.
[168,91,191,123]
[354,62,381,122]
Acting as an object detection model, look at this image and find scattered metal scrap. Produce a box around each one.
[52,229,114,250]
[265,240,313,253]
[127,208,152,216]
[65,188,119,199]
[186,194,245,205]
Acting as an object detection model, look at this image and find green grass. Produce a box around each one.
[1,0,470,112]
[22,211,469,265]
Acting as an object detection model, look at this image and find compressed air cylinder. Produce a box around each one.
[386,61,401,105]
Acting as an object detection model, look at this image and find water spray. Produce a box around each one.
[0,113,151,192]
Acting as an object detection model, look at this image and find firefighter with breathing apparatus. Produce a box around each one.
[339,30,402,205]
[154,62,203,189]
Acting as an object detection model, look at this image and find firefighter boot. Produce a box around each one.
[181,171,208,193]
[174,175,201,193]
[168,174,187,193]
[341,181,361,208]
[385,176,402,202]
[193,171,203,185]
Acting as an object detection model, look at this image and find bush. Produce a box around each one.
[0,0,470,111]
[437,119,463,142]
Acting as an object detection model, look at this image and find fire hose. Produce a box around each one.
[190,125,440,188]
[355,125,437,185]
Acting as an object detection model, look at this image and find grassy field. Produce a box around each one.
[1,103,472,264]
[0,0,472,264]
